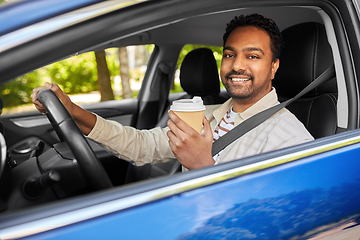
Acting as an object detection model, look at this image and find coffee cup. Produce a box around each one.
[170,96,206,133]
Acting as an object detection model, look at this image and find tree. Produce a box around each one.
[94,50,114,101]
[118,47,132,99]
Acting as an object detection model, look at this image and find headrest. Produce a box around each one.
[180,48,220,96]
[273,22,337,98]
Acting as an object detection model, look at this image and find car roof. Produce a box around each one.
[0,0,333,83]
[0,0,106,36]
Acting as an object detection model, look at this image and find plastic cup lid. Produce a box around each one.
[170,96,206,112]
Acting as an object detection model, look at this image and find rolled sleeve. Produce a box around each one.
[87,115,175,166]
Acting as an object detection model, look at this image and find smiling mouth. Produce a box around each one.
[231,77,251,82]
[224,70,254,82]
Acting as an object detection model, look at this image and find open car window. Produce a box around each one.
[0,45,154,116]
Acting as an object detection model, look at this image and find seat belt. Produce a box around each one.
[211,65,336,157]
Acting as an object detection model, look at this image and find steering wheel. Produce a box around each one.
[0,130,7,183]
[38,89,113,190]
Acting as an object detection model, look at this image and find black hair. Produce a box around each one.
[223,13,283,62]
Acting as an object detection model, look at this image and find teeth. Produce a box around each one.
[231,78,249,82]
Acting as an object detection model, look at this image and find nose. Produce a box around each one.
[232,55,246,72]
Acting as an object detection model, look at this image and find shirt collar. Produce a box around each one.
[212,87,279,126]
[239,87,279,120]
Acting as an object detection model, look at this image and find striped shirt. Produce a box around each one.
[212,107,235,162]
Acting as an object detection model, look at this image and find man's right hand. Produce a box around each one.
[31,82,74,115]
[31,82,96,136]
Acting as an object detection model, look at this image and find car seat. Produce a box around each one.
[179,47,229,104]
[156,47,229,128]
[272,22,338,139]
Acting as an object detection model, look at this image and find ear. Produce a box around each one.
[271,59,280,80]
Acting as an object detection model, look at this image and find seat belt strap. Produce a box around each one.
[211,65,335,157]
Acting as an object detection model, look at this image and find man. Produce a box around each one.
[31,14,313,171]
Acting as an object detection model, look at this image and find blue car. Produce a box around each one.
[0,0,360,239]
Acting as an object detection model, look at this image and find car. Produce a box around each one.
[1,0,360,239]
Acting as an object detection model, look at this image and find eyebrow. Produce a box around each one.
[223,46,265,55]
[245,47,265,55]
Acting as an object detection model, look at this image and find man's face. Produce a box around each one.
[220,26,279,111]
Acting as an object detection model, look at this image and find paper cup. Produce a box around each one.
[170,96,205,133]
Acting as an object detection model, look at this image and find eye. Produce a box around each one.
[248,55,259,59]
[224,53,234,58]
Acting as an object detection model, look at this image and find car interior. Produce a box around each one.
[0,2,355,214]
[111,7,344,183]
[127,19,339,182]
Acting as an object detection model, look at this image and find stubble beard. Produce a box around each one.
[223,70,257,100]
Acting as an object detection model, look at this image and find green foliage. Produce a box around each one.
[0,52,100,108]
[45,52,98,94]
[0,44,221,111]
[170,81,183,94]
[0,70,46,108]
[144,44,155,52]
[105,48,120,78]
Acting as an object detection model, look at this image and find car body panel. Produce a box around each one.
[0,0,105,35]
[31,146,360,240]
[2,129,360,239]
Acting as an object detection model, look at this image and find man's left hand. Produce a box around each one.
[167,111,214,170]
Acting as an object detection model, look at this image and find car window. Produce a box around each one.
[0,44,154,115]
